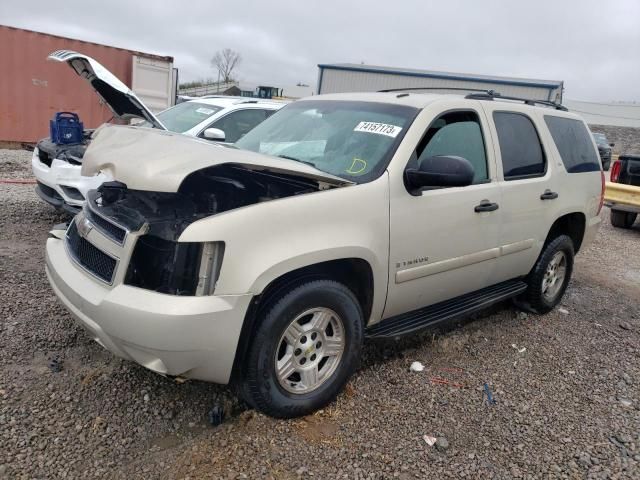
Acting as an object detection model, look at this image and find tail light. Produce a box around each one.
[597,170,605,215]
[610,160,622,183]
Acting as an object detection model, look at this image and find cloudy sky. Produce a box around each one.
[2,0,638,101]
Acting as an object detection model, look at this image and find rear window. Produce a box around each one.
[544,116,600,173]
[493,112,546,179]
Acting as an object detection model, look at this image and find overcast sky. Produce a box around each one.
[2,0,638,102]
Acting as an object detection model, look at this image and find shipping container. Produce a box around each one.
[317,63,564,103]
[0,25,175,144]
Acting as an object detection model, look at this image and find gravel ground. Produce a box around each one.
[1,147,640,479]
[589,124,640,155]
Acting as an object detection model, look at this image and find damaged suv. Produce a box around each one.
[46,90,603,417]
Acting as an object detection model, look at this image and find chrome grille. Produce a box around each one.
[85,206,127,244]
[66,220,117,284]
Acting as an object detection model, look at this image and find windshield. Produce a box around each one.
[235,100,418,183]
[141,102,223,133]
[592,133,608,145]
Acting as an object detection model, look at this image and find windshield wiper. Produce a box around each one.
[277,155,316,168]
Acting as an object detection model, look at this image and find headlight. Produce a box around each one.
[125,236,224,296]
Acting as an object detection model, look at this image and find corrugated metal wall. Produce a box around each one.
[0,26,170,144]
[319,68,559,102]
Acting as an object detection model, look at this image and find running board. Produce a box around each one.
[366,279,527,339]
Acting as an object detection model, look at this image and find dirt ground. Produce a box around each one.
[1,149,639,479]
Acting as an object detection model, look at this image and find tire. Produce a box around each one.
[240,279,363,418]
[524,235,574,314]
[610,210,637,229]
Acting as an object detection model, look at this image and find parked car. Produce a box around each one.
[45,90,603,418]
[592,132,614,170]
[605,154,640,228]
[32,50,285,214]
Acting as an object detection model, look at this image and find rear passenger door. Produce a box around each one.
[481,105,559,281]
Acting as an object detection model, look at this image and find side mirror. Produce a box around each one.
[203,128,226,141]
[405,155,475,190]
[609,143,615,147]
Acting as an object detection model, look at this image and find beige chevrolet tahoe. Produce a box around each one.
[45,90,604,418]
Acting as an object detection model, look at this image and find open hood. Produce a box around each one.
[81,124,354,191]
[48,50,166,130]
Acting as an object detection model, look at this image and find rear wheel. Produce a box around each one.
[610,210,637,229]
[240,280,363,418]
[523,235,574,314]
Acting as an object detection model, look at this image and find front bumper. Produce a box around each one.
[45,236,252,384]
[31,153,107,209]
[35,182,80,215]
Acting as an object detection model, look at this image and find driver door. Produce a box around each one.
[383,106,503,318]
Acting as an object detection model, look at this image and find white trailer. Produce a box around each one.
[317,63,563,102]
[132,54,176,112]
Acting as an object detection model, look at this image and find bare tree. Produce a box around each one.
[211,48,242,83]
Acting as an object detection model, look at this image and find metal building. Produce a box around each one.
[317,63,564,102]
[0,25,175,144]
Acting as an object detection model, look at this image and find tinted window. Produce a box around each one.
[415,111,488,184]
[493,112,545,179]
[545,116,601,173]
[208,109,273,143]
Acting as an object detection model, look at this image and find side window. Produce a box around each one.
[206,109,271,143]
[414,111,488,184]
[493,112,545,179]
[544,116,600,173]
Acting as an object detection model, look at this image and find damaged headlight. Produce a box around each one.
[125,236,224,296]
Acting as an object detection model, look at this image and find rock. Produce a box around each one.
[577,452,592,467]
[558,308,569,315]
[619,322,632,331]
[409,361,424,372]
[619,399,632,408]
[143,394,150,403]
[435,437,449,451]
[616,433,632,444]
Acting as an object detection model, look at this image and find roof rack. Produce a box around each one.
[376,86,568,111]
[378,86,493,94]
[465,91,568,111]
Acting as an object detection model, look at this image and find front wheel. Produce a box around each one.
[610,210,637,229]
[523,235,575,314]
[241,280,363,418]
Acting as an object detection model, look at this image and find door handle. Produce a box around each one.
[540,189,559,200]
[474,201,499,212]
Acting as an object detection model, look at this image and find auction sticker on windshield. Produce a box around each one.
[354,122,402,138]
[196,107,216,115]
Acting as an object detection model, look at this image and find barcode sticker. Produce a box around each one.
[354,121,402,138]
